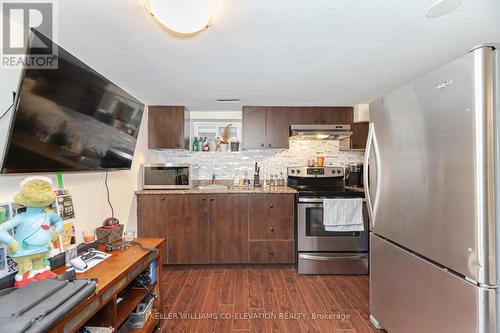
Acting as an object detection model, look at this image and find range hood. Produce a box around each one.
[289,124,352,141]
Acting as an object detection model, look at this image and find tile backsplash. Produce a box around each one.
[149,140,364,181]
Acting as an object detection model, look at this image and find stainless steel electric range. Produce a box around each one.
[287,166,368,275]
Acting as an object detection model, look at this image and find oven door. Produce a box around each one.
[297,197,368,252]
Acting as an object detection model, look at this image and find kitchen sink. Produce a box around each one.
[197,184,229,190]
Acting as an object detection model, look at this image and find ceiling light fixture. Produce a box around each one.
[144,0,211,34]
[426,0,462,18]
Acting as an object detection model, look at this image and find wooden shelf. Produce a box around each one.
[115,285,154,328]
[47,238,165,333]
[129,312,160,333]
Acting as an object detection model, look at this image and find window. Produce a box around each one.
[192,121,241,141]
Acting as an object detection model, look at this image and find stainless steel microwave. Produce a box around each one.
[142,163,193,189]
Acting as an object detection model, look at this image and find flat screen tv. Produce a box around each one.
[1,30,145,173]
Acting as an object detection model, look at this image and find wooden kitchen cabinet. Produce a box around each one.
[243,106,354,150]
[242,106,290,149]
[321,107,354,124]
[137,192,295,265]
[248,193,295,264]
[351,122,369,149]
[288,107,353,124]
[136,195,168,261]
[266,107,290,149]
[249,240,295,264]
[287,107,324,124]
[209,194,249,263]
[164,195,209,264]
[242,106,267,149]
[148,105,189,149]
[249,193,294,240]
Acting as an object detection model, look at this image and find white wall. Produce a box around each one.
[0,68,150,241]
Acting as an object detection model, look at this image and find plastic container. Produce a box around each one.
[128,295,154,329]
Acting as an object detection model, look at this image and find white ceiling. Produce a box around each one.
[57,0,500,111]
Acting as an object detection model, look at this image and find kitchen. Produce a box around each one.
[137,105,373,332]
[0,1,498,332]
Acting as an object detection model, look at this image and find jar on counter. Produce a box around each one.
[316,152,325,167]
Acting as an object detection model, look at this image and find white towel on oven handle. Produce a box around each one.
[323,198,364,232]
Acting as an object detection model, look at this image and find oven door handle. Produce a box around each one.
[298,198,324,203]
[299,254,367,261]
[298,198,367,204]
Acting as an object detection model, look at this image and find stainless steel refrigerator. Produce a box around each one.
[365,45,499,333]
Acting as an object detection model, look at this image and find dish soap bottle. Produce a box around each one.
[192,137,199,151]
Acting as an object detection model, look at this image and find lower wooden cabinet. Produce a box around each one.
[209,194,249,263]
[137,193,295,265]
[165,195,209,264]
[249,240,295,264]
[249,193,294,240]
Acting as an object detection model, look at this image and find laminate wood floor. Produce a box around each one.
[159,265,382,333]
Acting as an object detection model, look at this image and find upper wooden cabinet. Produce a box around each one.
[320,107,354,124]
[242,106,291,149]
[287,106,353,124]
[242,106,267,149]
[148,105,189,149]
[266,107,290,149]
[351,122,369,149]
[242,106,354,150]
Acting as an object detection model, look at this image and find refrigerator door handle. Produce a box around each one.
[363,123,374,226]
[364,122,382,228]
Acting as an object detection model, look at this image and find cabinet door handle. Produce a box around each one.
[269,250,274,256]
[210,198,214,202]
[270,227,274,232]
[161,197,165,201]
[261,143,265,147]
[268,143,272,148]
[202,198,206,201]
[269,204,273,208]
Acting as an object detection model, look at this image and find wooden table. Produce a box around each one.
[48,238,165,333]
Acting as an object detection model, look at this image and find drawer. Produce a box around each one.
[249,194,294,240]
[249,240,294,263]
[298,253,368,275]
[249,216,293,240]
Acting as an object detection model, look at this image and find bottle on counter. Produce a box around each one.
[192,137,199,151]
[278,171,285,186]
[203,137,210,151]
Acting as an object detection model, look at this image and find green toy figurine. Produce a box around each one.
[0,176,63,287]
[0,207,6,224]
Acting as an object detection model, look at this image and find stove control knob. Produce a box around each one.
[296,170,301,174]
[291,169,295,174]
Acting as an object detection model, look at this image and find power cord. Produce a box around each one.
[104,170,114,218]
[95,229,113,243]
[0,103,13,120]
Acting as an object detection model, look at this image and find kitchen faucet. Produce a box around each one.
[212,173,216,185]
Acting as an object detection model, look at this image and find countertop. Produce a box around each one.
[135,186,297,195]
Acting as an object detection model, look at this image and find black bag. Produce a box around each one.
[0,278,97,333]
